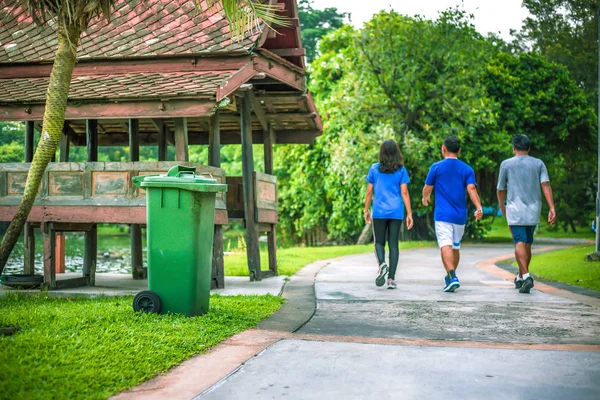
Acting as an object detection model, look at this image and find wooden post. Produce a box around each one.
[174,117,189,161]
[209,111,225,289]
[157,120,167,162]
[23,121,35,275]
[54,124,70,274]
[264,125,277,275]
[129,119,146,279]
[240,94,261,280]
[83,225,97,286]
[84,119,98,286]
[42,222,56,289]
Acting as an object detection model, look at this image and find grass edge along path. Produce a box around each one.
[0,293,283,400]
[513,245,600,291]
[223,241,434,276]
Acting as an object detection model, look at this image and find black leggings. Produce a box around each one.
[372,218,402,280]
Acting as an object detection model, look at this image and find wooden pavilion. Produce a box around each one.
[0,0,322,289]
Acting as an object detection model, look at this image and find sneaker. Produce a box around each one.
[443,276,460,292]
[444,275,450,286]
[376,262,389,287]
[387,280,397,289]
[519,276,534,294]
[514,276,523,289]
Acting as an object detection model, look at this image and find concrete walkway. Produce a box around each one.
[115,244,600,400]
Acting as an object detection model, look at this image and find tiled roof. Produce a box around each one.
[0,0,263,63]
[0,71,234,103]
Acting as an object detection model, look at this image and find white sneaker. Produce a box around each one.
[376,262,388,287]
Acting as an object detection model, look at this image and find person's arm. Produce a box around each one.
[467,184,483,221]
[422,184,433,206]
[542,182,556,224]
[364,183,373,223]
[401,183,413,230]
[497,189,507,218]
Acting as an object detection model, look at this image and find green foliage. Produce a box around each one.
[513,245,600,291]
[277,9,597,243]
[513,0,598,103]
[0,122,25,163]
[0,293,282,400]
[298,0,349,64]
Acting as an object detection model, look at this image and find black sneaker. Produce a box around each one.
[376,262,388,287]
[519,277,534,293]
[514,276,523,289]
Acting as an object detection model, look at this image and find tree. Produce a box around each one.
[298,0,349,64]
[513,0,598,103]
[0,0,286,273]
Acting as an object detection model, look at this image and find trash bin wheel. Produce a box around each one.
[133,291,162,313]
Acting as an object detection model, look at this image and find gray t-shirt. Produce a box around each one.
[497,155,550,226]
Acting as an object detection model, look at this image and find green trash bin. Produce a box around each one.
[132,165,227,317]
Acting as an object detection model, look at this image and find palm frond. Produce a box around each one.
[200,0,290,41]
[26,0,115,30]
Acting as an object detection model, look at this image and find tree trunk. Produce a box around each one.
[0,25,80,272]
[356,222,373,244]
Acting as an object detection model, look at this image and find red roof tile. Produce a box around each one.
[0,0,263,63]
[0,71,234,103]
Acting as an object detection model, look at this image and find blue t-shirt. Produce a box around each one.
[366,163,410,220]
[425,158,476,225]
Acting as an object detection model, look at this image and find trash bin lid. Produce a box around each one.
[134,165,227,193]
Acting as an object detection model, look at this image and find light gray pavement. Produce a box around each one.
[197,244,600,400]
[0,272,287,297]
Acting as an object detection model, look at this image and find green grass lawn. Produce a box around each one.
[0,293,283,400]
[484,216,595,242]
[518,245,600,291]
[223,241,434,276]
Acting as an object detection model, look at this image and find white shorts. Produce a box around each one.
[435,221,465,250]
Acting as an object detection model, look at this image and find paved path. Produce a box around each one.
[116,244,600,400]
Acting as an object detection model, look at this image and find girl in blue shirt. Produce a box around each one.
[364,140,413,289]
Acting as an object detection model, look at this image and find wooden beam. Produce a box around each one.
[86,120,98,162]
[0,100,217,121]
[59,124,70,162]
[253,54,305,92]
[0,57,251,79]
[24,121,34,162]
[247,91,269,132]
[240,93,261,281]
[174,117,189,161]
[129,119,140,161]
[23,224,35,275]
[270,48,306,57]
[211,226,224,289]
[83,225,97,286]
[131,224,146,280]
[157,120,167,161]
[264,125,275,174]
[42,222,56,289]
[216,63,257,101]
[208,110,221,167]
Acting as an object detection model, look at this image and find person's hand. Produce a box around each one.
[548,208,556,225]
[422,196,430,206]
[474,208,483,221]
[406,214,414,230]
[364,210,371,224]
[500,206,506,218]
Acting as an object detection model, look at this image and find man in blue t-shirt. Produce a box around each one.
[422,136,483,292]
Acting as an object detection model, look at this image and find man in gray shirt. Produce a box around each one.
[497,134,556,293]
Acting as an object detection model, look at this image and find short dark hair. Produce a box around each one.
[512,134,530,151]
[443,136,461,154]
[379,139,403,173]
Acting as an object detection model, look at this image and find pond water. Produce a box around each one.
[2,228,245,276]
[3,232,147,275]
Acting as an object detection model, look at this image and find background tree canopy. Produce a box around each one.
[275,8,597,244]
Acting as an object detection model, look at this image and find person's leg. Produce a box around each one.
[372,219,387,266]
[440,245,455,273]
[451,224,465,272]
[387,219,402,281]
[515,242,529,276]
[519,226,536,293]
[373,219,389,287]
[453,250,460,270]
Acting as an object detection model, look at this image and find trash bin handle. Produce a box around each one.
[167,165,196,177]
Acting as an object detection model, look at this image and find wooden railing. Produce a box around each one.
[0,162,228,225]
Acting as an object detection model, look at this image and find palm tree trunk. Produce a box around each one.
[0,25,81,273]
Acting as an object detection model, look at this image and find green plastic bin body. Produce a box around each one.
[134,166,227,317]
